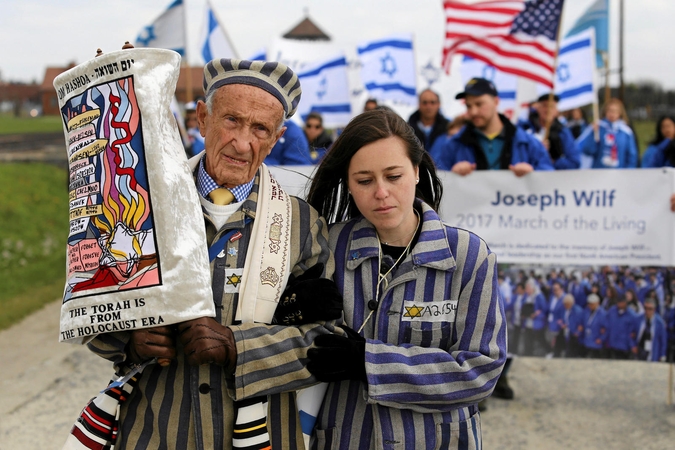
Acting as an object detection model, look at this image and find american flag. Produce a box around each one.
[442,0,565,87]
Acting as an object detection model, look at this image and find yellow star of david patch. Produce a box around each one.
[403,304,424,318]
[226,273,242,288]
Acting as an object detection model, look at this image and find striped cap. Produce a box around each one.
[203,59,302,119]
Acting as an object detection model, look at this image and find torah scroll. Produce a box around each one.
[54,48,214,344]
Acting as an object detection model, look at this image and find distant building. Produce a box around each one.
[41,63,76,115]
[0,80,41,116]
[283,15,330,41]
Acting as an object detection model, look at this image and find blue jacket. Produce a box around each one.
[266,120,313,165]
[567,281,587,309]
[642,138,674,168]
[583,307,607,349]
[518,118,581,170]
[577,119,638,168]
[606,306,638,352]
[315,201,506,450]
[522,293,548,330]
[636,313,668,361]
[430,114,554,171]
[564,304,585,340]
[547,294,567,332]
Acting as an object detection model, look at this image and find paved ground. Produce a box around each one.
[1,300,675,449]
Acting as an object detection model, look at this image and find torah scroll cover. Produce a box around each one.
[54,48,214,343]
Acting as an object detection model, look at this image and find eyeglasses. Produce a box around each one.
[420,100,438,105]
[305,123,321,129]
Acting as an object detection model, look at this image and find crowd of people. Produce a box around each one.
[184,76,675,178]
[424,78,674,174]
[499,265,675,362]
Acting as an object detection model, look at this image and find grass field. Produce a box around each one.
[0,163,69,330]
[0,114,63,135]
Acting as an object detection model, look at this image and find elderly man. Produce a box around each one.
[558,294,585,357]
[430,77,553,176]
[407,88,449,151]
[87,59,339,449]
[583,293,607,359]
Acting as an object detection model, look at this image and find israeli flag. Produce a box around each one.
[460,56,518,115]
[297,54,352,127]
[135,0,186,56]
[199,0,237,62]
[357,34,417,105]
[565,0,608,69]
[537,28,597,111]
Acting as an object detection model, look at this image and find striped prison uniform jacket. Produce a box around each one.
[311,201,506,450]
[87,170,338,449]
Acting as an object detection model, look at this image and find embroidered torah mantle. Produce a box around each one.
[54,48,214,344]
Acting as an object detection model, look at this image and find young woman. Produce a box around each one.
[577,98,638,169]
[642,115,675,168]
[306,109,506,449]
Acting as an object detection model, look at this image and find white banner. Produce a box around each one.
[269,166,675,267]
[439,169,675,266]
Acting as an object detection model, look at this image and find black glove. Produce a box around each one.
[307,325,366,382]
[272,263,343,325]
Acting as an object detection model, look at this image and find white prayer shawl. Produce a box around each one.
[237,164,293,323]
[186,153,293,323]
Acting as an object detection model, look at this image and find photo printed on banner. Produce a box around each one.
[62,76,161,302]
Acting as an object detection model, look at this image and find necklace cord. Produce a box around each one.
[357,210,420,334]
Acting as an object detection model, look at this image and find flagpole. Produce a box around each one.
[618,0,625,103]
[543,2,565,143]
[183,0,193,103]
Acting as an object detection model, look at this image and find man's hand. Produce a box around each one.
[670,193,675,212]
[451,161,476,176]
[127,326,176,366]
[509,163,534,177]
[177,317,236,372]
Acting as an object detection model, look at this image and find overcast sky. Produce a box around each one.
[1,0,673,89]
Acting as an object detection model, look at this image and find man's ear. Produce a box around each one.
[196,100,208,138]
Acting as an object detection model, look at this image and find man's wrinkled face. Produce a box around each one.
[197,84,285,188]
